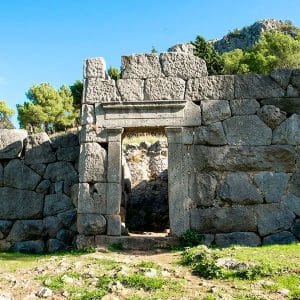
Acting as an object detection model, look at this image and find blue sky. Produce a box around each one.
[0,0,299,127]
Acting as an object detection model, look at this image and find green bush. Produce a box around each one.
[180,229,204,247]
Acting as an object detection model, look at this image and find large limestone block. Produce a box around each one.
[201,100,231,125]
[56,146,80,162]
[44,194,73,216]
[289,171,300,197]
[7,220,44,242]
[144,77,185,100]
[116,79,144,101]
[13,240,45,254]
[84,78,119,103]
[255,203,295,236]
[0,162,3,186]
[190,206,257,233]
[84,57,106,79]
[78,143,107,183]
[0,187,43,219]
[273,114,300,145]
[282,193,300,217]
[257,105,286,129]
[263,231,298,245]
[235,74,285,99]
[160,52,207,79]
[230,99,260,115]
[43,216,63,238]
[194,122,227,145]
[4,159,41,190]
[270,69,292,89]
[51,133,79,148]
[0,220,13,235]
[219,172,263,205]
[223,115,272,145]
[186,76,234,100]
[81,104,95,125]
[291,69,300,90]
[77,183,107,214]
[215,232,261,247]
[77,213,106,235]
[291,219,300,239]
[261,97,300,113]
[106,215,121,236]
[121,53,163,79]
[44,161,78,184]
[254,172,289,203]
[0,129,27,159]
[24,133,56,164]
[193,145,296,172]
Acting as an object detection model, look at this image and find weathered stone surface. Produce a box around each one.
[186,76,234,100]
[270,69,292,89]
[230,99,260,115]
[193,145,296,172]
[261,97,300,113]
[291,69,300,90]
[194,122,227,145]
[116,79,144,101]
[7,220,44,241]
[215,232,261,247]
[223,115,272,145]
[78,182,107,214]
[51,133,79,149]
[4,159,41,190]
[56,229,75,244]
[36,180,51,194]
[160,52,207,79]
[254,172,289,203]
[77,214,106,235]
[286,84,299,97]
[282,193,300,216]
[0,187,43,219]
[44,161,78,184]
[70,184,79,208]
[24,133,56,164]
[255,204,295,236]
[29,163,47,176]
[263,231,298,245]
[0,162,3,186]
[189,172,218,207]
[273,114,300,145]
[43,216,63,238]
[81,104,95,125]
[289,172,300,197]
[57,209,77,228]
[219,172,263,205]
[44,194,73,216]
[0,220,13,235]
[13,240,44,254]
[85,78,119,103]
[168,43,195,55]
[106,215,121,236]
[0,240,11,251]
[75,234,95,250]
[201,100,231,125]
[190,206,257,233]
[121,54,163,79]
[235,74,285,99]
[144,77,185,100]
[257,105,286,129]
[47,239,66,253]
[56,146,79,162]
[84,57,106,79]
[291,219,300,239]
[78,142,107,183]
[0,129,27,159]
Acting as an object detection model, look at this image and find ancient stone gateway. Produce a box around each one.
[77,52,300,248]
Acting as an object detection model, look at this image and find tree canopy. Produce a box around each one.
[17,83,78,133]
[0,100,15,129]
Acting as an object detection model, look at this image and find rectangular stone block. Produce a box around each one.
[81,104,95,125]
[190,206,257,233]
[235,74,285,99]
[185,75,234,100]
[193,145,296,172]
[107,142,122,183]
[165,127,182,144]
[84,78,119,103]
[77,183,107,214]
[116,79,144,101]
[106,183,122,214]
[79,125,108,143]
[144,77,185,100]
[77,213,107,235]
[201,100,231,125]
[106,215,121,236]
[121,53,163,79]
[84,57,106,79]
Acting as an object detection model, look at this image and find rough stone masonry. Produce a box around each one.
[0,49,300,252]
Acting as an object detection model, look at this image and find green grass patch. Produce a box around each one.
[135,261,161,269]
[94,258,121,270]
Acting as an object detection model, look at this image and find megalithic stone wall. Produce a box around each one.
[78,50,300,248]
[0,130,79,253]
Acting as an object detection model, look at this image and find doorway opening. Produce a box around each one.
[121,127,169,236]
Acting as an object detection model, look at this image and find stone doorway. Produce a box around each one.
[121,129,169,235]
